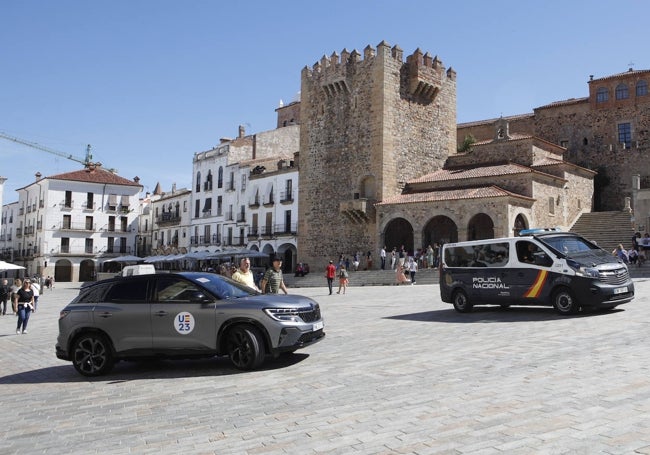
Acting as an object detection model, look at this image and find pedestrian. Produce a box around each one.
[407,256,418,284]
[337,265,349,294]
[390,247,397,270]
[14,278,34,334]
[325,260,336,295]
[353,252,360,272]
[30,278,41,312]
[395,264,410,285]
[10,278,22,314]
[260,255,288,295]
[426,245,434,269]
[231,257,261,292]
[366,251,373,270]
[0,279,10,315]
[398,246,406,267]
[612,244,629,263]
[380,246,386,270]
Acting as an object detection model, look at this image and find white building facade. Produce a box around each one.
[191,124,299,270]
[2,166,142,281]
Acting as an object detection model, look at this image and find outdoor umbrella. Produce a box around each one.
[103,255,143,263]
[0,261,26,271]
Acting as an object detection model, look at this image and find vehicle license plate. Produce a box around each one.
[312,321,324,331]
[614,286,628,294]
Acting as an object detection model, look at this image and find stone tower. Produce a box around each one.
[297,41,457,268]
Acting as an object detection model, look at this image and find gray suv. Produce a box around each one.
[56,272,325,376]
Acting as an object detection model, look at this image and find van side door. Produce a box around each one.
[512,240,555,303]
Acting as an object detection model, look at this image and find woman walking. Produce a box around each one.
[337,266,349,294]
[14,278,34,334]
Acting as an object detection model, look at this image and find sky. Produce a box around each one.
[1,0,647,203]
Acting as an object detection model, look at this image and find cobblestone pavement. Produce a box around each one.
[1,278,650,454]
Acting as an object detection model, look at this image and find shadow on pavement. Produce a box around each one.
[0,353,309,384]
[386,306,625,323]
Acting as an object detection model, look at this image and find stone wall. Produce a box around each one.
[297,42,456,269]
[457,69,650,212]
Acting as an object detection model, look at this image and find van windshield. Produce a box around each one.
[538,235,596,255]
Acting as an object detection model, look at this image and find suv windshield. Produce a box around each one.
[184,273,259,299]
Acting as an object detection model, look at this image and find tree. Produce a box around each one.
[457,134,476,153]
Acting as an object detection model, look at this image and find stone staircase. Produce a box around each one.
[284,266,440,288]
[569,211,635,253]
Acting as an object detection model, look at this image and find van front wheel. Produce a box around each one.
[552,288,580,315]
[452,289,473,313]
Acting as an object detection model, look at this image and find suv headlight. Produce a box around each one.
[264,308,301,323]
[575,266,600,278]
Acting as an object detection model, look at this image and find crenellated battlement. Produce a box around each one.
[302,40,455,103]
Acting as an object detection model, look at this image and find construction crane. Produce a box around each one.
[0,131,99,168]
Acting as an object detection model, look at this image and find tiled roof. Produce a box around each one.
[410,162,533,184]
[457,113,534,128]
[46,166,142,187]
[590,68,650,83]
[535,97,588,110]
[376,186,533,206]
[471,133,533,146]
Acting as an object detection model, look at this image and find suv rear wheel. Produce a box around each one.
[226,325,265,370]
[72,333,114,376]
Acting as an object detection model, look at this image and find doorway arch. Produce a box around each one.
[54,259,73,282]
[467,213,495,240]
[513,214,529,236]
[79,259,96,282]
[423,216,458,247]
[384,218,414,254]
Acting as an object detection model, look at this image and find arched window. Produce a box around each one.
[596,87,608,103]
[615,83,629,100]
[195,172,201,192]
[205,170,213,191]
[218,167,223,188]
[637,80,648,97]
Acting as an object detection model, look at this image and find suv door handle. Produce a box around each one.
[155,311,168,317]
[98,312,112,318]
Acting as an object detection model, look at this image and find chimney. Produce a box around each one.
[239,125,245,138]
[35,172,42,180]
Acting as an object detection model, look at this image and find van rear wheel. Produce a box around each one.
[452,289,473,313]
[552,288,580,315]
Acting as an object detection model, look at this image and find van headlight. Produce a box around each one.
[264,308,300,323]
[576,267,600,278]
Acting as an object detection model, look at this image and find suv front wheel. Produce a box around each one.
[72,333,115,377]
[226,325,266,370]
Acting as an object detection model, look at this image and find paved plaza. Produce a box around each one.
[1,278,650,454]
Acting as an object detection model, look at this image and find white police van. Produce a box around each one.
[440,228,634,315]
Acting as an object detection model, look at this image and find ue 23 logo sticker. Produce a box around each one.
[175,312,195,334]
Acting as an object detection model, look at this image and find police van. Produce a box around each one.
[439,229,634,315]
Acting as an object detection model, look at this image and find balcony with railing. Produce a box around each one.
[211,233,222,246]
[263,193,275,207]
[82,201,96,211]
[258,223,297,238]
[156,212,182,226]
[237,213,246,223]
[248,195,260,208]
[280,190,294,203]
[50,245,109,256]
[247,226,259,238]
[60,200,74,210]
[60,222,97,232]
